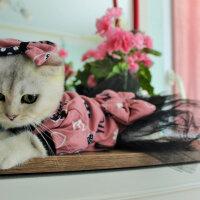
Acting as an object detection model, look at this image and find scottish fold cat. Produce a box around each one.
[0,53,65,169]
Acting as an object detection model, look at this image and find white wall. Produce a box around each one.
[0,0,133,71]
[0,26,99,71]
[0,0,133,36]
[142,0,173,94]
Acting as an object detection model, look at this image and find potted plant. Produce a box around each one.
[72,8,161,97]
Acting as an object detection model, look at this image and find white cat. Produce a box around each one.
[0,53,64,169]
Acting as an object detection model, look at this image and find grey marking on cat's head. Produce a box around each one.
[0,54,65,129]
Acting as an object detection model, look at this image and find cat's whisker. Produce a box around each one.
[37,123,54,135]
[29,117,53,136]
[25,125,59,167]
[32,123,60,168]
[30,118,72,160]
[33,122,83,159]
[32,123,56,154]
[34,120,82,157]
[34,123,55,142]
[32,123,52,150]
[34,129,60,168]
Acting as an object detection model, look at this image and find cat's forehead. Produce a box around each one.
[0,55,31,73]
[0,55,42,94]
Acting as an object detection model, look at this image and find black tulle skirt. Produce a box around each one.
[76,73,200,153]
[116,95,200,151]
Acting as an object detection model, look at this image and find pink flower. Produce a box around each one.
[126,55,135,64]
[82,42,107,62]
[128,62,139,73]
[144,36,153,49]
[143,57,153,67]
[132,52,153,67]
[109,52,121,59]
[82,49,96,61]
[95,41,107,60]
[58,48,68,58]
[106,28,133,54]
[133,51,147,62]
[64,64,75,76]
[96,15,113,37]
[106,8,122,18]
[126,55,139,73]
[132,32,145,49]
[87,75,97,88]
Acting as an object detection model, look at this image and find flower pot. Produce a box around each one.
[75,72,140,97]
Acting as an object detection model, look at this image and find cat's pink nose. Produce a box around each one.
[7,115,18,121]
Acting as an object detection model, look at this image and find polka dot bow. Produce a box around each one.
[0,38,58,66]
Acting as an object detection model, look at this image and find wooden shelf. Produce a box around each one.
[1,150,200,175]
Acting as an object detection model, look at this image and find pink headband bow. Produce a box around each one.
[0,38,58,66]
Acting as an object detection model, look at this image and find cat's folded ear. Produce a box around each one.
[38,53,65,76]
[43,53,64,66]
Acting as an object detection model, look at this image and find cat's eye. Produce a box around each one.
[0,93,5,102]
[21,94,38,104]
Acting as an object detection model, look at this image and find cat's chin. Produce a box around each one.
[0,120,30,129]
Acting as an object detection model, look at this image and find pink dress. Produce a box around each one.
[33,90,156,155]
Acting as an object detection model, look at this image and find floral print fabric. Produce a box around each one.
[33,90,156,155]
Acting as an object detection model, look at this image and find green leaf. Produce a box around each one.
[107,62,129,79]
[90,56,119,79]
[143,48,162,56]
[73,63,92,87]
[139,66,151,81]
[137,65,155,95]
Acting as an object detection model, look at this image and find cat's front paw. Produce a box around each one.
[0,132,47,169]
[0,142,20,169]
[0,131,11,140]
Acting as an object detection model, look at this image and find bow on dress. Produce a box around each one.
[0,38,57,66]
[95,90,156,125]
